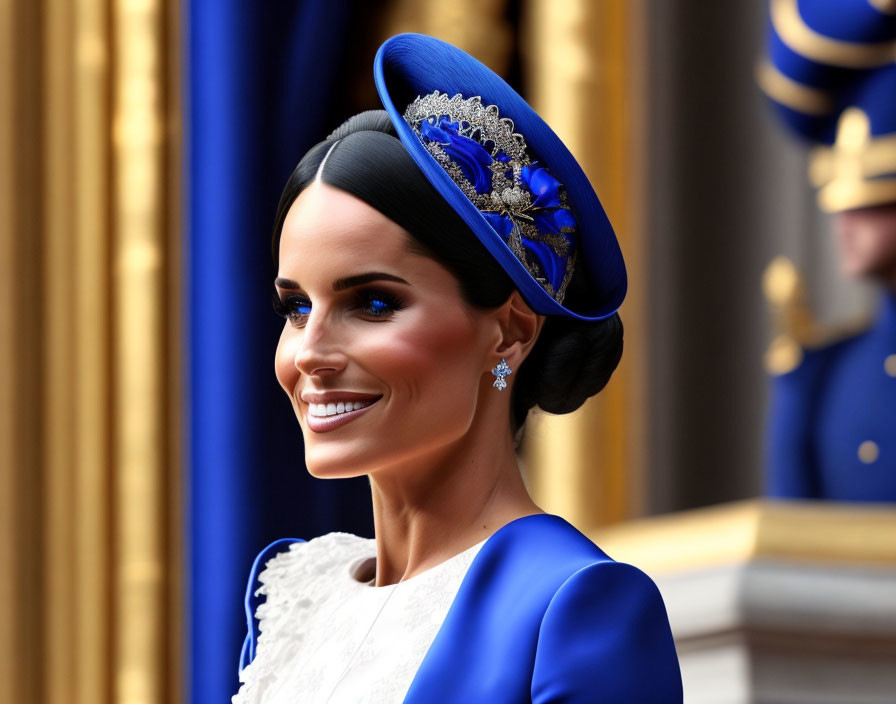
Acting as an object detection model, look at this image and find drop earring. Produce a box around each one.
[492,358,512,390]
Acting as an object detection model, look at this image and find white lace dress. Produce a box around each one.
[233,532,486,704]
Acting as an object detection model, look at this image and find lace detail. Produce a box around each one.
[233,532,484,704]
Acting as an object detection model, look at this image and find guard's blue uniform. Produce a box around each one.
[760,1,896,500]
[767,294,896,501]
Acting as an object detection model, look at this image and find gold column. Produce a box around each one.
[75,2,113,702]
[43,2,80,701]
[112,0,169,701]
[0,0,182,702]
[1,2,46,703]
[522,0,648,531]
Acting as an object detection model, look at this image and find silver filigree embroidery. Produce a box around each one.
[403,90,576,304]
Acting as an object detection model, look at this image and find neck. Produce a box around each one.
[367,403,542,587]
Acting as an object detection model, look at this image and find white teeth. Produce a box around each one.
[308,399,376,417]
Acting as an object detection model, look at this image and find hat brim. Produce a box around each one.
[374,33,626,321]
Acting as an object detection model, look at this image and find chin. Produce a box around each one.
[303,443,375,479]
[305,463,366,480]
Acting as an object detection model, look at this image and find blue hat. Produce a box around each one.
[374,33,626,321]
[758,0,896,211]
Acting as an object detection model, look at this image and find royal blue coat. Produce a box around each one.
[241,513,683,703]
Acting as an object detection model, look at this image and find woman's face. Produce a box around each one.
[274,181,502,478]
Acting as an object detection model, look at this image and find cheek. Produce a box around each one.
[837,228,874,270]
[368,310,484,400]
[366,316,485,456]
[851,229,895,269]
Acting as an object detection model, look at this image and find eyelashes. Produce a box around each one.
[271,291,312,324]
[272,288,406,326]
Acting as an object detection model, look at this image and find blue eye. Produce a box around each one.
[367,298,389,314]
[359,290,404,318]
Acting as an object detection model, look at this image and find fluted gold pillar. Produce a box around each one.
[522,0,648,531]
[1,3,46,703]
[74,4,113,701]
[112,0,173,701]
[1,1,182,702]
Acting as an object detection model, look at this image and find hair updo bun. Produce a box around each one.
[272,111,623,437]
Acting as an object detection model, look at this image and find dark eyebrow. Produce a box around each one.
[274,272,410,292]
[274,277,301,289]
[333,272,409,291]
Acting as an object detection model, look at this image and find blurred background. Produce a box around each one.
[2,1,893,703]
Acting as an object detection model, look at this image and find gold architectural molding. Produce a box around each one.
[112,0,178,701]
[592,499,896,574]
[522,0,647,531]
[1,2,46,703]
[43,2,79,701]
[74,2,112,701]
[1,1,181,702]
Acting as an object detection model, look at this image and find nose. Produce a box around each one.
[293,308,347,377]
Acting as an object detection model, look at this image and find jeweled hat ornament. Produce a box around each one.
[757,0,896,212]
[374,33,626,321]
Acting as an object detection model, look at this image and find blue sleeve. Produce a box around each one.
[765,358,824,499]
[238,537,305,673]
[530,560,682,704]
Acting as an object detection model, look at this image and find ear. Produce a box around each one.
[491,290,545,367]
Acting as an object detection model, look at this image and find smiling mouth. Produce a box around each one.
[307,397,381,418]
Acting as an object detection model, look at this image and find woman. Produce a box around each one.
[234,34,682,703]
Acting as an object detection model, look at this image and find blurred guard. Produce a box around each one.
[758,0,896,500]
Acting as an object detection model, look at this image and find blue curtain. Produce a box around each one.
[186,2,374,701]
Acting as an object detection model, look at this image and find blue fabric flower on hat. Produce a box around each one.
[419,117,494,194]
[522,164,576,232]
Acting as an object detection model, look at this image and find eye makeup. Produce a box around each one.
[271,286,407,326]
[354,288,406,318]
[271,290,312,325]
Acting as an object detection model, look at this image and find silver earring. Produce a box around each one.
[492,358,512,390]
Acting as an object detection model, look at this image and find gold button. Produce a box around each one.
[885,354,896,377]
[858,441,879,464]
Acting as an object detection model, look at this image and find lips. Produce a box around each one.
[300,392,382,433]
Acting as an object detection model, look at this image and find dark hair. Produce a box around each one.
[272,110,623,436]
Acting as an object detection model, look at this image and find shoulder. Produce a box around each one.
[532,560,682,703]
[239,532,374,672]
[509,517,681,701]
[771,325,868,385]
[479,514,681,687]
[541,560,672,642]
